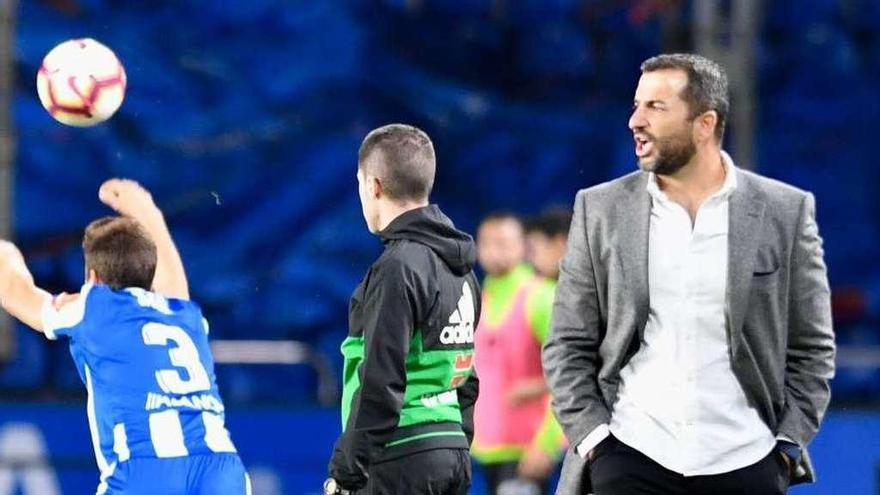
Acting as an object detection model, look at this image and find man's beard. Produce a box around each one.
[639,130,696,175]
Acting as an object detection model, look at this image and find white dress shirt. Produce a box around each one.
[578,156,776,476]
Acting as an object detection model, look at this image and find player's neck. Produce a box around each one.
[376,200,429,232]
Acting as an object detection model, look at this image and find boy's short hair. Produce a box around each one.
[83,216,157,290]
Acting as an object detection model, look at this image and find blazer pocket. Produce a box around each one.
[751,257,779,292]
[753,247,780,277]
[753,266,779,277]
[751,266,779,291]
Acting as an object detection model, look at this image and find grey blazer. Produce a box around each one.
[542,168,836,494]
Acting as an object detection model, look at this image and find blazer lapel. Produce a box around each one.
[616,174,651,340]
[726,171,766,350]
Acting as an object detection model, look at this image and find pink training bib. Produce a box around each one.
[474,278,548,452]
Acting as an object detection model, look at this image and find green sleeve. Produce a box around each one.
[525,281,556,344]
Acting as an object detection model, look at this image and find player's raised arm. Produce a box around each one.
[0,240,52,332]
[98,179,190,300]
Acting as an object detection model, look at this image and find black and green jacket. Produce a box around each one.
[328,205,481,489]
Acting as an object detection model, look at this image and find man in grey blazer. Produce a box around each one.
[542,53,835,495]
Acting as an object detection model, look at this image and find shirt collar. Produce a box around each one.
[645,150,738,202]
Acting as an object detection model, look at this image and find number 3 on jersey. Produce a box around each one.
[142,323,210,394]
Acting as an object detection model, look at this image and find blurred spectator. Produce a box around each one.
[525,207,572,280]
[473,212,563,495]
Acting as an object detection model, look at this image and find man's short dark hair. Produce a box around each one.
[640,53,729,141]
[526,207,572,238]
[83,216,157,290]
[358,124,436,202]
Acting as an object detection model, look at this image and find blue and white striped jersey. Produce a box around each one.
[41,283,237,481]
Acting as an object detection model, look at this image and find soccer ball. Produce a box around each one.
[36,38,127,127]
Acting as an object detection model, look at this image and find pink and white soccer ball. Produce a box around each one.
[36,38,127,127]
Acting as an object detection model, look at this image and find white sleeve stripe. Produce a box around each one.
[40,296,59,340]
[41,283,93,339]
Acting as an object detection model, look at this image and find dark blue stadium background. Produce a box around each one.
[1,1,879,492]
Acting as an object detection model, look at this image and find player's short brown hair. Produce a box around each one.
[358,123,436,202]
[83,216,156,290]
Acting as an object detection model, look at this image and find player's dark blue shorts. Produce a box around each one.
[100,453,250,495]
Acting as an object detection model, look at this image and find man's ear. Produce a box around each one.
[371,176,383,199]
[695,110,718,142]
[87,269,100,284]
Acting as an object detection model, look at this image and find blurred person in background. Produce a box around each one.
[473,213,563,495]
[526,207,573,281]
[543,53,836,495]
[326,124,480,495]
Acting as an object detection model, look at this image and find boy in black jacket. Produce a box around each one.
[325,124,480,495]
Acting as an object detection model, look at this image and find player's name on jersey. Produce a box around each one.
[144,392,224,413]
